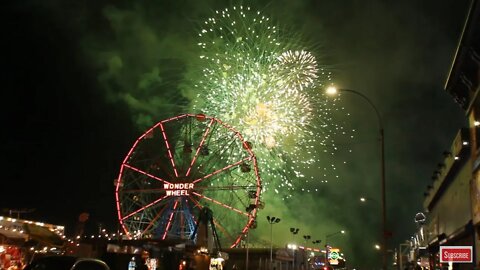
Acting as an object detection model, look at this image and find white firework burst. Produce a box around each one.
[188,5,351,198]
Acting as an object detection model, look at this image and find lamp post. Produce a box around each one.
[290,227,300,238]
[290,228,300,270]
[267,216,281,270]
[326,86,388,270]
[324,230,345,268]
[302,235,311,269]
[287,244,298,270]
[312,239,322,262]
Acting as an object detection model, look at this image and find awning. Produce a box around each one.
[23,223,64,247]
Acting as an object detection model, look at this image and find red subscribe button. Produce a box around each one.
[440,246,472,263]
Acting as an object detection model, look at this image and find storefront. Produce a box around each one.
[419,129,476,269]
[470,162,480,268]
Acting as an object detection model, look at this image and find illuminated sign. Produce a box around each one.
[440,246,472,263]
[328,248,341,266]
[164,183,194,196]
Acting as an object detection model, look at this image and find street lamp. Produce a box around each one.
[326,230,345,238]
[326,86,388,270]
[325,230,345,244]
[359,196,378,204]
[303,235,311,244]
[290,227,300,240]
[267,216,281,270]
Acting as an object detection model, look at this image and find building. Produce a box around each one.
[418,128,473,269]
[408,0,480,269]
[445,0,480,267]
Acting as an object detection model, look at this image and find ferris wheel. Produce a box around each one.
[115,113,262,248]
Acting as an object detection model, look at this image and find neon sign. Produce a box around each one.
[164,183,194,196]
[328,248,341,265]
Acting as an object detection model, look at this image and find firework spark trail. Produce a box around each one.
[190,5,351,198]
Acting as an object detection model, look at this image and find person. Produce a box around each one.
[128,257,137,270]
[145,258,157,270]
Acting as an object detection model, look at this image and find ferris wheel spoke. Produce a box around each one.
[191,191,248,217]
[181,197,198,228]
[192,157,251,184]
[194,185,257,208]
[188,196,203,226]
[190,130,241,174]
[180,198,198,238]
[231,187,250,210]
[141,204,168,236]
[194,184,253,228]
[121,188,165,194]
[212,217,236,245]
[123,164,171,185]
[189,195,241,246]
[159,122,180,178]
[194,185,255,191]
[189,196,203,210]
[186,118,215,177]
[150,157,177,180]
[122,194,169,221]
[162,199,180,240]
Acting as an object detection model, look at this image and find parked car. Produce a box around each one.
[23,255,110,270]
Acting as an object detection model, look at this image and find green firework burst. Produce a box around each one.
[189,5,350,198]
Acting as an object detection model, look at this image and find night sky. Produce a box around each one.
[2,0,472,268]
